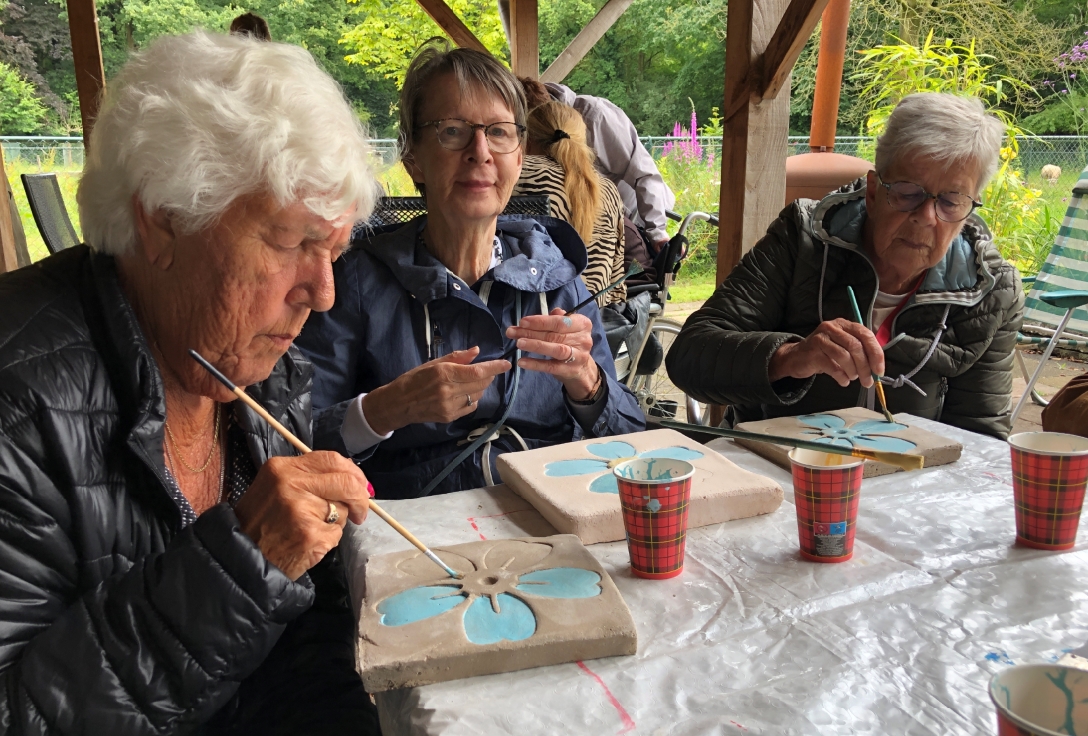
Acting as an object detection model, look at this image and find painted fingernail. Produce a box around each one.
[563,317,572,327]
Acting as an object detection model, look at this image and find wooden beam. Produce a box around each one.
[415,0,488,54]
[539,0,634,84]
[0,145,21,274]
[716,0,793,282]
[720,0,830,122]
[757,0,831,101]
[66,0,105,146]
[509,0,539,78]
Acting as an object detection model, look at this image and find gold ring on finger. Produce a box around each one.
[325,501,340,524]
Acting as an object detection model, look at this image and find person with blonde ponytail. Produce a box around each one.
[514,99,626,306]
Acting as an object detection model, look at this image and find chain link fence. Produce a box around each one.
[5,134,1088,181]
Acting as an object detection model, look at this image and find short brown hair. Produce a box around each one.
[398,38,526,158]
[519,76,551,110]
[229,13,270,41]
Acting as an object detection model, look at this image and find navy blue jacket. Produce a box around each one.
[296,215,645,498]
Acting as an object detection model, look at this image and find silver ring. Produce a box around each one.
[563,345,576,364]
[465,393,474,407]
[325,501,340,524]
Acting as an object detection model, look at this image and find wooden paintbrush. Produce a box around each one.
[660,420,925,471]
[189,349,464,580]
[499,261,644,362]
[845,285,895,424]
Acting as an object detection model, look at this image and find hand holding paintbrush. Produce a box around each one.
[845,286,896,424]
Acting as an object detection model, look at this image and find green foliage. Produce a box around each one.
[980,167,1059,275]
[853,32,1029,137]
[1021,95,1088,134]
[340,0,509,86]
[0,61,50,133]
[540,0,726,134]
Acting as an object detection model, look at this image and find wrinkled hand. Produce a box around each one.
[768,318,885,388]
[506,309,599,400]
[234,452,371,581]
[362,347,510,435]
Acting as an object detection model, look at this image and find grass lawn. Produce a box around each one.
[669,271,716,303]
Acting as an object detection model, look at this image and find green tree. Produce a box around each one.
[0,60,49,133]
[340,0,509,85]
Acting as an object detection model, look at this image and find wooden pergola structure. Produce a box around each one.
[0,0,836,277]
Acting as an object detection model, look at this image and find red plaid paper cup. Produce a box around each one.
[1008,432,1088,550]
[614,458,695,580]
[989,664,1088,736]
[789,448,864,563]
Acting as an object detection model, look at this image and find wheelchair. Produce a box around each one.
[611,209,718,425]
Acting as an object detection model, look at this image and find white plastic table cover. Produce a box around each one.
[340,416,1088,735]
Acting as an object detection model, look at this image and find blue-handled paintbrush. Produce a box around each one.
[845,286,895,424]
[499,261,644,362]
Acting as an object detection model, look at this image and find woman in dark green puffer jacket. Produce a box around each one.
[667,93,1024,439]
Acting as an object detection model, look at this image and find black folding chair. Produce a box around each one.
[21,173,79,254]
[365,194,551,227]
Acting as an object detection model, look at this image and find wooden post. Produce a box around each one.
[415,0,488,54]
[0,144,21,274]
[539,0,633,84]
[66,0,106,146]
[508,0,539,78]
[716,0,798,282]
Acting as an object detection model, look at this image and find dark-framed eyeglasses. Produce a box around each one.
[416,118,526,154]
[877,174,981,223]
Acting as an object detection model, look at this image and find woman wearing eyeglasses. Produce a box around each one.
[295,39,644,498]
[667,92,1025,439]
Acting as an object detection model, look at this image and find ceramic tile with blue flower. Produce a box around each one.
[358,535,638,692]
[543,439,705,494]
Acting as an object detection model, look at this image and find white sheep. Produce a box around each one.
[1042,164,1062,185]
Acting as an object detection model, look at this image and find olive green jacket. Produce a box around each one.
[666,180,1025,439]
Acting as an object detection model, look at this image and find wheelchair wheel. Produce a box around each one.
[629,319,709,425]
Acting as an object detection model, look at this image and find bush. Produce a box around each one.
[0,62,49,135]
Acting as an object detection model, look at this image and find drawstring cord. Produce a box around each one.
[879,304,951,397]
[459,424,530,487]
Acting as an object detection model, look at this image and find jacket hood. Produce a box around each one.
[807,178,999,308]
[360,214,586,304]
[545,82,576,106]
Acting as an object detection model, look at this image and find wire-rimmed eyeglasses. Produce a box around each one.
[416,118,526,154]
[877,174,981,223]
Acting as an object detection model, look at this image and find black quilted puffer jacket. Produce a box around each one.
[667,179,1025,439]
[0,247,375,735]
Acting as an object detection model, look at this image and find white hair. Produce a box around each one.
[79,31,379,255]
[875,93,1005,193]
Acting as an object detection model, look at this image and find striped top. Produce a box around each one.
[513,155,626,306]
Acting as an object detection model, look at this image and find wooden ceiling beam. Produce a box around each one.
[722,0,831,121]
[414,0,488,54]
[539,0,634,84]
[65,0,106,147]
[509,0,539,78]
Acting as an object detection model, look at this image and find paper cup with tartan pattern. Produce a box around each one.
[1008,432,1088,550]
[989,664,1088,736]
[614,457,695,579]
[789,448,864,563]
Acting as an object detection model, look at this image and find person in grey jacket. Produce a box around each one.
[0,32,380,734]
[544,82,676,247]
[667,93,1025,439]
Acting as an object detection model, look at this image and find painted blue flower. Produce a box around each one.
[797,413,916,453]
[377,544,603,645]
[543,440,704,494]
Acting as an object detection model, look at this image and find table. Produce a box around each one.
[340,417,1088,735]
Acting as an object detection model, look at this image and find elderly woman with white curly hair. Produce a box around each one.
[668,93,1025,438]
[0,31,383,734]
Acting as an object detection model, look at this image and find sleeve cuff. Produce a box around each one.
[342,394,393,455]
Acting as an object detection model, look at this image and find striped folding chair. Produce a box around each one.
[1011,166,1088,423]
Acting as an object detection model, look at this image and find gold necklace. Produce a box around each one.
[164,404,221,474]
